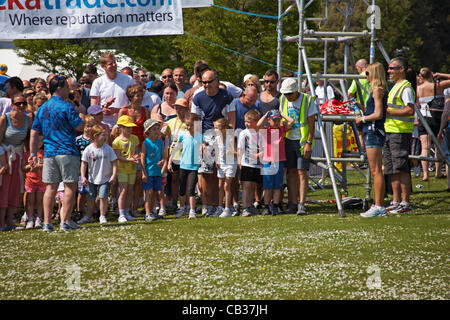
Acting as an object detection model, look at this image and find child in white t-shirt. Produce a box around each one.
[79,125,118,224]
[214,118,238,218]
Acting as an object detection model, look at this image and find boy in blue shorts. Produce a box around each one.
[257,110,294,215]
[141,119,167,222]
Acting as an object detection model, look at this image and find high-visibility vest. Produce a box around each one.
[384,79,415,133]
[280,92,314,155]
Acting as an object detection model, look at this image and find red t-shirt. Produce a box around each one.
[262,125,288,162]
[124,107,148,147]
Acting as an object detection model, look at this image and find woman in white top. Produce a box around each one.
[416,68,450,180]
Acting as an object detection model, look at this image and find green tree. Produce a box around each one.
[13,39,104,78]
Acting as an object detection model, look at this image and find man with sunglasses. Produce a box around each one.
[383,57,416,214]
[160,68,174,85]
[279,78,318,215]
[260,70,281,126]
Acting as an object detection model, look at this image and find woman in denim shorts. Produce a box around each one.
[354,62,388,217]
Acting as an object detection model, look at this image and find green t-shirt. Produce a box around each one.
[348,72,370,106]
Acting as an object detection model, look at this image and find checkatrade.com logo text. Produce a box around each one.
[0,0,174,11]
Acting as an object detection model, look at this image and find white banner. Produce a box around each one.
[182,0,212,8]
[0,0,184,40]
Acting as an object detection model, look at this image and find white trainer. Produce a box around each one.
[219,208,232,218]
[99,216,108,224]
[118,215,128,223]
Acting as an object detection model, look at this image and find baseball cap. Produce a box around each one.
[87,105,103,115]
[174,98,189,108]
[143,118,160,133]
[268,110,281,120]
[243,74,253,83]
[116,115,137,127]
[146,81,153,89]
[280,78,299,94]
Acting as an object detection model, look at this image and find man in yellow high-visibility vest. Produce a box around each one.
[384,57,415,214]
[279,78,318,215]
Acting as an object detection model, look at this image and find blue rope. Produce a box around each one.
[184,32,298,75]
[213,4,279,19]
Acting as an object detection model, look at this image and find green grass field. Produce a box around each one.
[0,171,449,300]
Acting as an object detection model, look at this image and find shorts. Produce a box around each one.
[179,169,198,197]
[240,166,262,183]
[43,155,80,184]
[262,161,284,190]
[25,184,46,193]
[87,182,110,201]
[364,130,385,149]
[142,176,163,191]
[418,116,441,136]
[198,157,215,174]
[171,162,180,172]
[217,164,238,179]
[117,172,137,184]
[383,132,412,175]
[284,139,311,170]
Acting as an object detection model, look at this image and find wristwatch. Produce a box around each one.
[305,140,313,145]
[362,116,366,123]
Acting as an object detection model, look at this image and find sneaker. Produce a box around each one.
[205,206,214,217]
[60,222,71,232]
[77,216,94,224]
[145,213,159,222]
[213,206,223,217]
[390,202,412,214]
[386,201,400,212]
[99,216,108,224]
[176,207,186,219]
[201,206,208,216]
[241,208,252,217]
[20,213,27,226]
[125,212,136,221]
[131,210,143,218]
[262,206,271,216]
[249,206,260,215]
[253,201,260,209]
[233,202,240,213]
[188,210,196,219]
[26,219,34,229]
[219,208,232,218]
[270,203,279,216]
[118,215,128,223]
[158,208,167,217]
[34,217,43,229]
[286,202,298,214]
[231,207,240,217]
[360,205,387,217]
[67,220,82,229]
[42,223,54,232]
[296,203,307,216]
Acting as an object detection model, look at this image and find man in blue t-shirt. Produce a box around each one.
[29,76,84,232]
[229,86,262,130]
[191,70,235,133]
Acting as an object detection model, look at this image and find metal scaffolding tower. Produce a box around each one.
[276,0,450,217]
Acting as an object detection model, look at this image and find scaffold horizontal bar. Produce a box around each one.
[311,157,366,163]
[408,155,445,163]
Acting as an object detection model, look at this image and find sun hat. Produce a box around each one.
[116,115,137,127]
[174,98,189,108]
[280,78,299,94]
[87,105,103,115]
[268,109,282,120]
[143,118,160,133]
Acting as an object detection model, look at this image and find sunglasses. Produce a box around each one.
[14,101,27,107]
[25,92,36,97]
[140,74,147,78]
[264,80,276,84]
[201,79,216,85]
[388,66,401,70]
[285,92,296,97]
[162,75,173,79]
[365,71,369,76]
